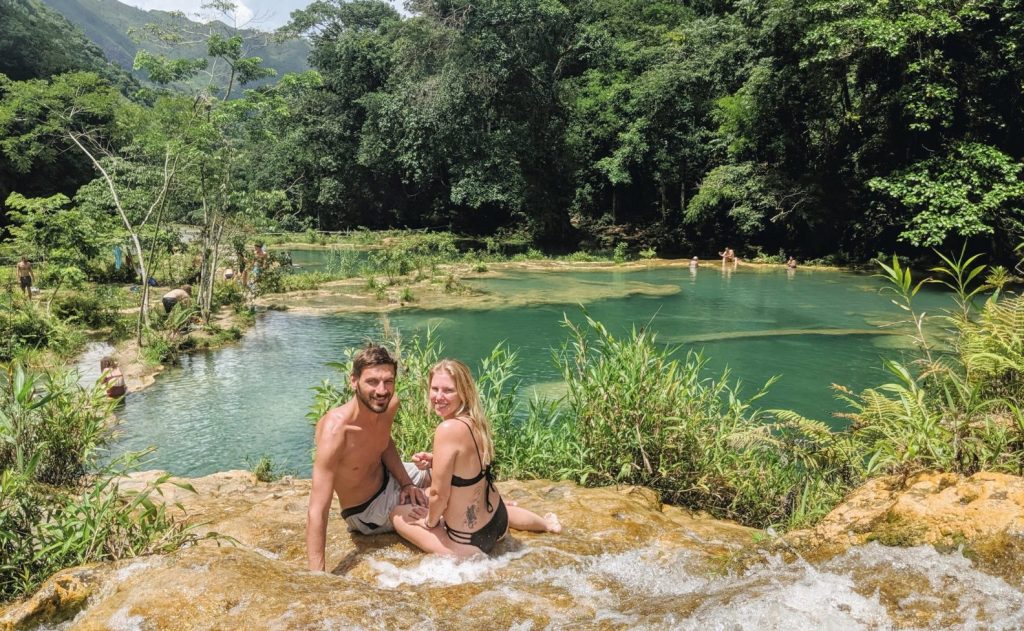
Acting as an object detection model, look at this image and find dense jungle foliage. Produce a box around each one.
[0,0,1022,262]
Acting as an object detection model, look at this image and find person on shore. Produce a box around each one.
[161,285,192,313]
[390,359,561,558]
[99,356,126,399]
[16,256,33,298]
[252,243,268,280]
[306,344,429,572]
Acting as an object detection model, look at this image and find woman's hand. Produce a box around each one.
[412,452,433,470]
[407,505,437,529]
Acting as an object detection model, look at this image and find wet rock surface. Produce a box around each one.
[785,472,1024,565]
[4,471,1024,630]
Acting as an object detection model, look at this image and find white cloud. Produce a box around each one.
[116,0,408,30]
[118,0,256,28]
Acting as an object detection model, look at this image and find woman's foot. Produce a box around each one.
[544,513,562,534]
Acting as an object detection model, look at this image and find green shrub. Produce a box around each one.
[212,279,244,311]
[559,314,850,527]
[280,271,332,292]
[612,242,630,264]
[51,285,125,329]
[0,302,85,361]
[836,251,1024,476]
[246,454,282,482]
[562,250,603,262]
[0,363,198,601]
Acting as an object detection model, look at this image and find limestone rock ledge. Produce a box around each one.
[784,471,1024,569]
[5,470,1024,630]
[0,473,756,630]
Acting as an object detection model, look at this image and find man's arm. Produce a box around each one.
[382,438,426,506]
[306,418,343,571]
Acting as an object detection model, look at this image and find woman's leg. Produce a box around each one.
[506,505,561,533]
[389,505,482,558]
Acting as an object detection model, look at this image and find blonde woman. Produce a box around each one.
[390,359,561,557]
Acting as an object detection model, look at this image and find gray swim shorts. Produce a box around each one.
[341,463,429,535]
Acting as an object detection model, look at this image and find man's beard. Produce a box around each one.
[356,387,392,413]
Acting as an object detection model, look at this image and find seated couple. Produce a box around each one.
[306,344,560,571]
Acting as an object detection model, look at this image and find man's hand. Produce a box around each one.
[412,452,433,470]
[400,484,428,507]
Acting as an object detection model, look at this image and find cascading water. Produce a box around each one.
[13,476,1021,630]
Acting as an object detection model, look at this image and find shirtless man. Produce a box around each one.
[16,256,32,298]
[161,285,191,313]
[306,344,429,571]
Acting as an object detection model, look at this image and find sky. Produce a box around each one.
[117,0,408,31]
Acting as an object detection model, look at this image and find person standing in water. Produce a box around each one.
[391,359,561,557]
[99,356,126,399]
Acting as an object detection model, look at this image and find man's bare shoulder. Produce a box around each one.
[314,400,356,446]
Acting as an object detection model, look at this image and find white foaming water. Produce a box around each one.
[679,562,891,631]
[526,545,709,601]
[106,607,146,631]
[828,543,1024,631]
[369,547,531,588]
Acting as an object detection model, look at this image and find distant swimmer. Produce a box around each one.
[787,256,797,269]
[100,356,126,399]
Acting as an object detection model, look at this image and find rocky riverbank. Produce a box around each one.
[3,471,1024,630]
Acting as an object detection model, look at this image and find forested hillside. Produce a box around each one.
[2,0,1023,261]
[39,0,310,93]
[281,0,1024,261]
[0,0,137,87]
[0,0,139,217]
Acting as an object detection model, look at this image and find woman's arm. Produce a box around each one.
[422,421,460,528]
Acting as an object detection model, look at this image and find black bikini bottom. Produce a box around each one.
[444,497,508,554]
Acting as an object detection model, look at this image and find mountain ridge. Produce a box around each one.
[38,0,310,93]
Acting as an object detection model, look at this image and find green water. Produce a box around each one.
[111,263,954,477]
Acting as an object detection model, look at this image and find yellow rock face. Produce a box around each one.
[786,471,1024,560]
[0,474,757,630]
[6,471,1024,630]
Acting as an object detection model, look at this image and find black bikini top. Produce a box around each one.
[450,419,496,512]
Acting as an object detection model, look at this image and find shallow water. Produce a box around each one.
[105,264,954,477]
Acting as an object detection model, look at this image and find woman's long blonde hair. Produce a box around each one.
[427,359,494,466]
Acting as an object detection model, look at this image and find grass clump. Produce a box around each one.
[246,454,285,482]
[559,314,853,527]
